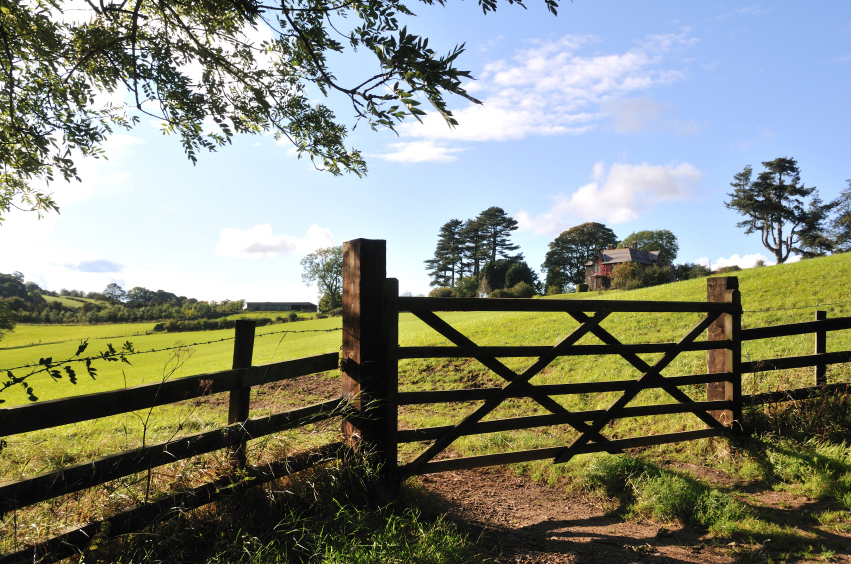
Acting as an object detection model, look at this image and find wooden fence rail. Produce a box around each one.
[0,321,343,564]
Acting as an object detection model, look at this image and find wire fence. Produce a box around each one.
[0,327,343,375]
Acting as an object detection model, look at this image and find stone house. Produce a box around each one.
[584,242,663,290]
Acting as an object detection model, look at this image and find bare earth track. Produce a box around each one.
[419,466,851,564]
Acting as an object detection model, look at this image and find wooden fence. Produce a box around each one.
[340,239,851,486]
[0,320,344,564]
[3,238,851,562]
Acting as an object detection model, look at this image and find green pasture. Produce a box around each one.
[42,295,105,309]
[2,253,851,558]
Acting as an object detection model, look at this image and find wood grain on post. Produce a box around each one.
[815,310,827,386]
[706,277,742,429]
[228,319,255,468]
[341,240,390,456]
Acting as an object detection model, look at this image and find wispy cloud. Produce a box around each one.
[517,161,702,234]
[65,259,124,273]
[215,224,334,259]
[600,97,700,135]
[381,31,697,162]
[738,128,775,150]
[377,141,466,164]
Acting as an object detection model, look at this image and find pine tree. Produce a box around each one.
[477,207,521,264]
[459,218,487,281]
[424,219,465,287]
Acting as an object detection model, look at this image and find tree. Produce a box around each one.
[460,218,487,281]
[0,301,15,341]
[424,219,465,287]
[0,0,559,221]
[300,246,343,309]
[505,261,539,289]
[103,282,126,303]
[829,180,851,253]
[725,158,836,264]
[621,229,679,263]
[477,207,521,264]
[541,222,618,291]
[126,286,156,306]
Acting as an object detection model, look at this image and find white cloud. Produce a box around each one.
[517,161,702,234]
[377,140,466,163]
[215,223,334,259]
[695,252,803,270]
[392,31,695,149]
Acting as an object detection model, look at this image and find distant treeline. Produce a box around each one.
[1,272,245,325]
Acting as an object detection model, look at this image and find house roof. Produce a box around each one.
[585,248,661,267]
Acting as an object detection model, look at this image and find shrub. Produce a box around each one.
[428,287,456,298]
[546,284,564,296]
[288,311,299,322]
[488,288,513,298]
[454,276,479,298]
[328,307,343,317]
[316,312,328,319]
[505,262,537,288]
[508,281,535,298]
[611,263,673,291]
[714,265,742,274]
[576,283,589,293]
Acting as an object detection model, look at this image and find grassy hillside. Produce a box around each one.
[1,254,850,560]
[43,295,106,309]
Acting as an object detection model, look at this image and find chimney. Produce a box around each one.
[606,243,614,250]
[631,241,637,250]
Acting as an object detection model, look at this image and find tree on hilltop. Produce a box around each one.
[0,0,559,222]
[726,158,835,264]
[829,180,851,253]
[425,219,465,287]
[301,246,343,310]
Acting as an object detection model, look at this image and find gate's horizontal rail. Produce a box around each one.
[0,352,339,437]
[397,373,734,405]
[403,428,724,476]
[399,341,730,359]
[744,382,851,406]
[397,400,733,443]
[0,399,345,512]
[741,316,851,341]
[742,350,851,373]
[399,297,739,314]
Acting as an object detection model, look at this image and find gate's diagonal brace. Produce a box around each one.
[567,312,725,432]
[412,311,623,454]
[553,311,723,465]
[403,309,613,478]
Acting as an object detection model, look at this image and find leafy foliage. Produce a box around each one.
[0,0,559,220]
[301,245,343,309]
[610,263,672,291]
[621,229,679,263]
[424,219,465,287]
[541,222,618,291]
[726,158,836,263]
[829,179,851,253]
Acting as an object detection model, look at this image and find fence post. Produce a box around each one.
[341,239,396,486]
[815,310,827,386]
[229,319,255,468]
[707,277,741,431]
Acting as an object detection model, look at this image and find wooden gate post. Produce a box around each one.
[341,239,397,487]
[229,319,255,468]
[815,310,827,386]
[707,277,741,431]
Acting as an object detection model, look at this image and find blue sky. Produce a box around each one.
[2,1,850,303]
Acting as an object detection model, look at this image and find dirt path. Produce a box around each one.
[419,467,851,564]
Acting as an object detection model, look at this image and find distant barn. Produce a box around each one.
[244,302,318,312]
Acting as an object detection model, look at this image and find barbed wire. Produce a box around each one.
[1,327,342,374]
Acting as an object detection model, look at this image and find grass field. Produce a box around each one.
[42,295,106,309]
[2,253,851,560]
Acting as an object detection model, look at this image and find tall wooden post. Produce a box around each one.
[341,239,397,487]
[229,320,255,468]
[815,310,827,386]
[707,277,741,431]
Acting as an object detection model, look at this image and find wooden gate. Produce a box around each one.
[340,239,741,485]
